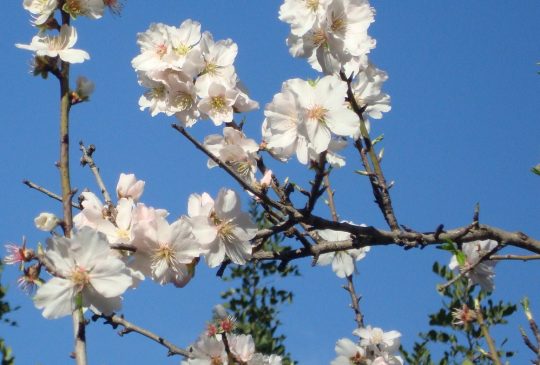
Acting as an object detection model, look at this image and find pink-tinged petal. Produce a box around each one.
[34,278,75,319]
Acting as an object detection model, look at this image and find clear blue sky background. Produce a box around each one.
[1,1,539,364]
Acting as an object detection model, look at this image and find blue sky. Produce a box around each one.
[1,1,540,364]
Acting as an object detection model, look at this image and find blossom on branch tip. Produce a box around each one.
[116,173,145,201]
[331,338,367,365]
[16,25,90,64]
[33,228,133,319]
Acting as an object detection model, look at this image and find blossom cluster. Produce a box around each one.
[183,306,283,365]
[132,20,259,126]
[259,0,391,166]
[5,174,257,319]
[332,326,403,365]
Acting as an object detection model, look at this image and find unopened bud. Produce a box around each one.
[34,212,60,231]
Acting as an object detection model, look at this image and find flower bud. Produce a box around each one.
[34,212,60,231]
[116,173,145,201]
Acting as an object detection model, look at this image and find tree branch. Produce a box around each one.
[23,179,81,209]
[93,313,192,358]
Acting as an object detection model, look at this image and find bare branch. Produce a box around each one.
[79,142,113,205]
[93,313,191,358]
[23,179,81,209]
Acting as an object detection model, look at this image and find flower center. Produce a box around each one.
[150,85,166,99]
[210,357,223,365]
[306,0,319,11]
[153,244,176,267]
[331,14,347,34]
[155,44,167,58]
[117,228,130,241]
[349,351,365,365]
[63,0,83,17]
[174,44,191,56]
[70,266,90,290]
[312,29,328,47]
[371,328,384,345]
[174,92,194,110]
[307,105,327,123]
[204,63,218,76]
[210,96,227,113]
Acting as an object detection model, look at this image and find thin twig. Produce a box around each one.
[489,254,540,261]
[23,179,81,209]
[79,142,113,205]
[344,275,364,328]
[305,152,327,213]
[475,298,502,365]
[341,71,399,231]
[323,174,339,222]
[94,314,191,358]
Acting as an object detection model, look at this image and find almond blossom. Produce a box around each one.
[204,127,259,182]
[282,0,375,74]
[33,228,133,319]
[352,63,391,120]
[16,25,90,64]
[331,338,367,365]
[316,227,370,278]
[354,326,402,359]
[182,335,227,365]
[263,76,358,164]
[62,0,105,19]
[449,239,498,292]
[188,189,257,267]
[229,334,256,363]
[23,0,58,25]
[131,216,200,287]
[116,173,145,201]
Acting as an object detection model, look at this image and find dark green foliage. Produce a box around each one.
[0,263,15,365]
[221,203,298,364]
[401,260,516,365]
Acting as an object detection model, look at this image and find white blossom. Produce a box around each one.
[229,334,256,363]
[449,239,498,292]
[188,189,257,267]
[317,227,370,278]
[352,62,391,120]
[62,0,105,19]
[33,228,133,319]
[331,338,367,365]
[182,335,227,365]
[354,326,401,356]
[116,173,145,201]
[131,216,200,287]
[16,25,90,64]
[204,127,259,182]
[23,0,58,25]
